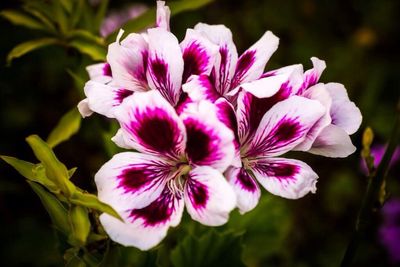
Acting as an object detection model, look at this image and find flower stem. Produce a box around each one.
[340,100,400,267]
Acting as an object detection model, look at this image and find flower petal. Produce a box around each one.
[244,96,325,158]
[250,157,318,199]
[194,23,238,96]
[114,90,186,159]
[180,29,219,83]
[99,188,184,250]
[182,74,220,102]
[146,28,184,106]
[107,31,149,91]
[86,62,113,83]
[184,166,236,226]
[231,31,279,88]
[156,1,170,31]
[95,152,173,211]
[180,101,235,171]
[225,166,260,214]
[295,83,332,151]
[298,57,326,93]
[308,124,357,158]
[84,80,133,118]
[77,99,94,118]
[325,83,362,135]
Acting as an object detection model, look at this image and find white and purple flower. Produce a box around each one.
[95,90,236,250]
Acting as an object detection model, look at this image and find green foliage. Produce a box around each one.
[68,205,91,246]
[6,38,59,64]
[47,108,82,148]
[171,230,245,267]
[0,9,49,31]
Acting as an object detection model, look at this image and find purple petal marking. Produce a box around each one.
[129,188,178,227]
[148,56,176,104]
[175,92,192,115]
[114,89,133,104]
[117,161,170,193]
[231,50,256,88]
[210,45,231,95]
[186,174,209,209]
[135,50,148,85]
[252,160,300,181]
[239,86,291,144]
[236,168,258,192]
[103,63,112,77]
[129,107,183,157]
[245,116,304,158]
[182,42,210,83]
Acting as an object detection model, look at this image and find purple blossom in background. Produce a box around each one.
[360,144,400,175]
[100,4,148,37]
[380,199,400,264]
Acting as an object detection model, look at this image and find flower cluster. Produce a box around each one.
[78,1,362,250]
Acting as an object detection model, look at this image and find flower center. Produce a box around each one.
[167,163,192,197]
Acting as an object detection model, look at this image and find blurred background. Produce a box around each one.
[0,0,399,266]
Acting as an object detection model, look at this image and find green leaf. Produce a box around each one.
[171,230,245,267]
[6,38,59,64]
[106,0,214,42]
[21,6,57,33]
[68,167,78,178]
[52,0,69,34]
[47,108,81,148]
[70,191,122,221]
[94,0,110,31]
[68,205,91,246]
[1,155,36,181]
[32,164,60,193]
[67,29,105,46]
[26,135,76,197]
[69,38,106,61]
[0,9,47,31]
[28,181,70,234]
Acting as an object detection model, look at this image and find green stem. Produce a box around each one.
[341,101,400,267]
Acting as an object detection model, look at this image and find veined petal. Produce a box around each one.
[250,157,318,199]
[298,57,326,93]
[156,1,170,31]
[146,28,184,106]
[309,124,357,158]
[86,63,113,83]
[295,83,332,151]
[182,74,220,102]
[194,23,238,96]
[180,29,219,83]
[184,166,236,226]
[95,152,172,210]
[114,90,186,159]
[180,101,235,172]
[77,99,94,118]
[231,31,279,88]
[244,96,325,158]
[225,166,260,214]
[84,80,133,118]
[100,188,184,250]
[325,83,362,135]
[107,32,149,91]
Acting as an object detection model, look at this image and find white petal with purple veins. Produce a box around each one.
[180,29,219,83]
[180,101,235,172]
[86,63,113,83]
[325,83,362,135]
[250,157,318,199]
[184,166,236,226]
[244,96,325,158]
[298,57,326,93]
[231,31,279,88]
[95,152,173,211]
[146,28,184,106]
[107,32,149,91]
[194,23,238,96]
[114,90,186,159]
[99,188,184,250]
[309,124,357,158]
[84,80,133,118]
[182,74,220,102]
[225,166,260,214]
[156,1,170,31]
[295,83,332,151]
